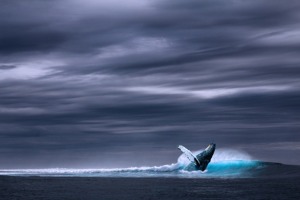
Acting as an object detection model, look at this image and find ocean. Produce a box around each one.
[0,149,299,199]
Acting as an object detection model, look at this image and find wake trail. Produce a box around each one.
[1,149,296,178]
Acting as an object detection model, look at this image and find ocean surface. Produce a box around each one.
[0,160,297,178]
[0,149,299,178]
[0,149,299,199]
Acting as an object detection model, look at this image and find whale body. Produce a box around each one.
[178,143,216,171]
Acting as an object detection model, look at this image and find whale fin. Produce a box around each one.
[178,145,201,166]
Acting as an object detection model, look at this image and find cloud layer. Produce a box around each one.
[1,0,300,167]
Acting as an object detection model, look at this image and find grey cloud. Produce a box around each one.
[0,65,16,70]
[0,0,300,167]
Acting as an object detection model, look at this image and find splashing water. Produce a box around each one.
[0,149,264,178]
[177,148,252,165]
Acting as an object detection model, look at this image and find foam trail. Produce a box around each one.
[0,149,261,178]
[0,163,182,177]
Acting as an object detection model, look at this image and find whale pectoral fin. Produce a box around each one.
[178,145,201,166]
[194,158,201,167]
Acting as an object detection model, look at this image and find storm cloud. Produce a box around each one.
[0,0,300,168]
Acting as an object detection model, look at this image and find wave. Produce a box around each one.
[0,149,299,178]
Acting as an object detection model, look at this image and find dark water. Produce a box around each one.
[0,162,299,200]
[0,176,299,200]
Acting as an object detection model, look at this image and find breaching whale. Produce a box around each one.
[178,143,216,171]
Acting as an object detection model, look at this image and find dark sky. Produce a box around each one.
[1,0,300,168]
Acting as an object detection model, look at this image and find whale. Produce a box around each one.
[178,143,216,171]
